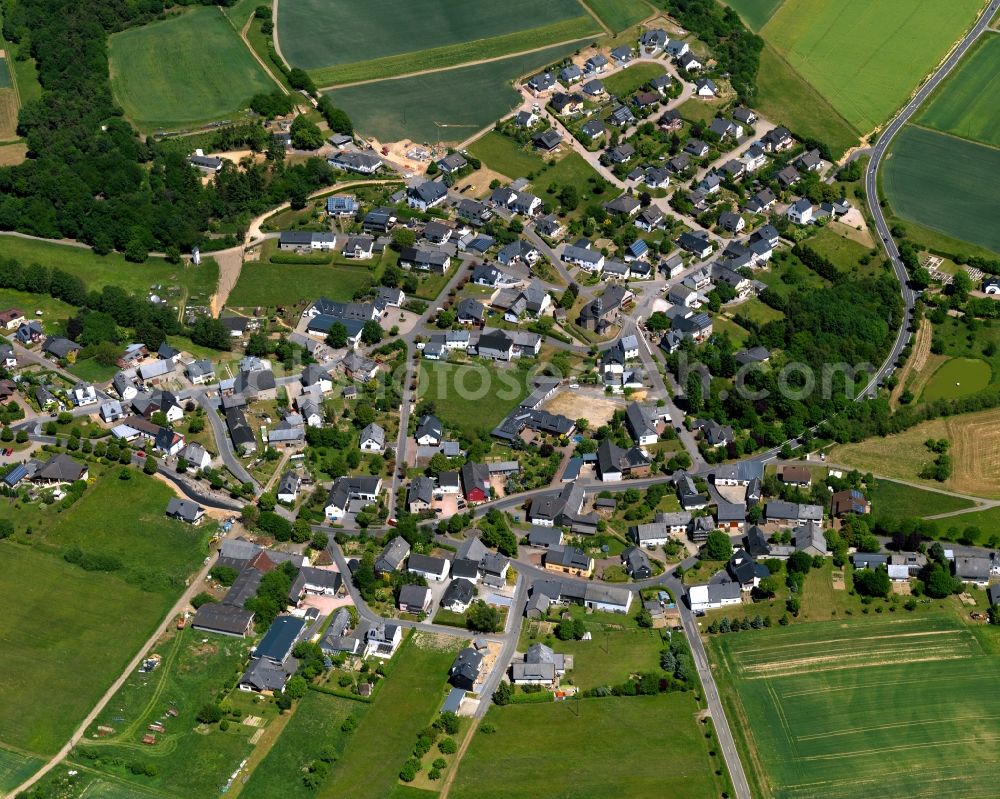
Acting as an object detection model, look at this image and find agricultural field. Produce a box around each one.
[318,633,460,799]
[241,692,362,799]
[0,748,43,795]
[759,0,982,133]
[277,0,587,71]
[0,53,16,141]
[417,360,531,437]
[920,357,991,402]
[451,693,722,799]
[917,33,1000,148]
[721,0,784,32]
[0,236,217,304]
[754,44,859,159]
[109,6,275,131]
[710,613,1000,799]
[325,42,580,144]
[0,472,215,759]
[582,0,652,33]
[0,56,11,88]
[829,407,1000,501]
[73,629,257,798]
[883,126,1000,255]
[868,478,975,519]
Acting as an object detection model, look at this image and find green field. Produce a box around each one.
[884,125,1000,255]
[920,357,992,402]
[917,33,1000,148]
[229,260,379,308]
[468,131,546,179]
[0,747,43,795]
[583,0,651,33]
[326,42,580,144]
[417,360,530,436]
[76,629,256,797]
[868,478,975,519]
[525,628,662,690]
[761,0,982,133]
[241,692,362,799]
[754,43,859,159]
[0,57,10,89]
[711,613,1000,799]
[721,0,785,32]
[0,236,217,304]
[451,693,721,799]
[601,62,666,98]
[277,0,585,70]
[318,634,460,799]
[308,16,599,87]
[109,6,274,130]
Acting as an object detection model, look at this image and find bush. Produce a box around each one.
[438,737,457,754]
[197,703,223,724]
[191,591,217,609]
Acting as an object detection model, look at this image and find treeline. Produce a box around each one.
[662,0,762,100]
[0,0,350,256]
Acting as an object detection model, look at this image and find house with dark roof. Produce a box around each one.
[544,545,594,577]
[165,498,204,525]
[441,578,476,612]
[831,489,871,517]
[408,553,450,582]
[398,583,432,613]
[450,647,484,691]
[622,546,652,579]
[407,181,448,211]
[375,536,411,576]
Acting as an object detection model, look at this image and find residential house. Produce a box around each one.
[407,181,448,211]
[622,546,652,579]
[165,498,205,525]
[323,476,382,521]
[329,151,383,174]
[831,489,871,517]
[450,648,484,691]
[398,583,432,614]
[688,582,741,612]
[359,422,386,452]
[545,546,595,577]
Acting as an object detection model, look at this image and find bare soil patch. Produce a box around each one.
[543,388,621,427]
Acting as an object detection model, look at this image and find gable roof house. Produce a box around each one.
[398,583,432,614]
[224,406,256,454]
[450,648,484,691]
[165,498,205,525]
[375,536,411,576]
[407,180,448,211]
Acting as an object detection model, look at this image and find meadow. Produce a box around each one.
[710,613,1000,799]
[318,633,460,799]
[753,44,859,159]
[721,0,784,32]
[228,260,379,308]
[920,357,991,402]
[830,407,1000,502]
[583,0,652,33]
[868,478,974,519]
[277,0,586,70]
[520,626,663,690]
[883,125,1000,255]
[760,0,983,132]
[917,33,1000,148]
[326,43,580,144]
[601,62,666,98]
[0,748,43,795]
[109,6,274,131]
[450,693,722,799]
[417,360,530,436]
[75,629,257,798]
[241,692,363,799]
[308,17,599,87]
[468,131,546,180]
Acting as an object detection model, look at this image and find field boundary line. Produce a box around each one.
[317,35,597,91]
[907,120,1000,152]
[796,713,1000,742]
[219,6,288,95]
[799,733,1000,762]
[574,0,614,35]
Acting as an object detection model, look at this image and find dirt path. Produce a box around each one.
[574,0,613,36]
[438,716,481,799]
[317,36,598,91]
[891,317,932,406]
[210,246,245,316]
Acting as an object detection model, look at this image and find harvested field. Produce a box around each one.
[0,89,18,141]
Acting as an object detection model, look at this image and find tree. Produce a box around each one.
[685,371,703,414]
[191,591,217,609]
[559,184,579,211]
[318,96,353,134]
[492,681,512,706]
[756,575,780,597]
[210,565,239,586]
[196,703,223,724]
[924,563,958,598]
[290,115,324,150]
[391,227,416,251]
[787,550,814,574]
[853,567,890,598]
[361,320,383,345]
[466,600,501,632]
[702,529,732,561]
[325,321,349,349]
[284,675,307,699]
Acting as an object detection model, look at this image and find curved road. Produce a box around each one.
[860,0,1000,398]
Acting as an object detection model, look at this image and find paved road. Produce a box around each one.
[196,393,259,490]
[860,0,1000,398]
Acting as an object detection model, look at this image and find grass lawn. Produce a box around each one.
[804,226,871,273]
[417,359,530,436]
[753,43,858,159]
[468,131,545,181]
[919,356,991,402]
[76,629,259,797]
[582,0,652,33]
[868,478,975,519]
[229,259,380,308]
[241,691,362,799]
[0,288,74,331]
[711,315,749,346]
[531,628,663,691]
[884,125,1000,255]
[308,16,599,86]
[601,62,666,98]
[0,236,216,303]
[451,693,722,799]
[760,0,983,133]
[917,33,1000,148]
[677,96,727,126]
[0,747,44,795]
[709,612,1000,799]
[318,633,461,799]
[68,356,119,384]
[732,298,783,325]
[0,542,180,756]
[720,0,784,31]
[529,150,607,218]
[277,0,585,70]
[326,42,580,144]
[829,407,1000,504]
[109,6,274,131]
